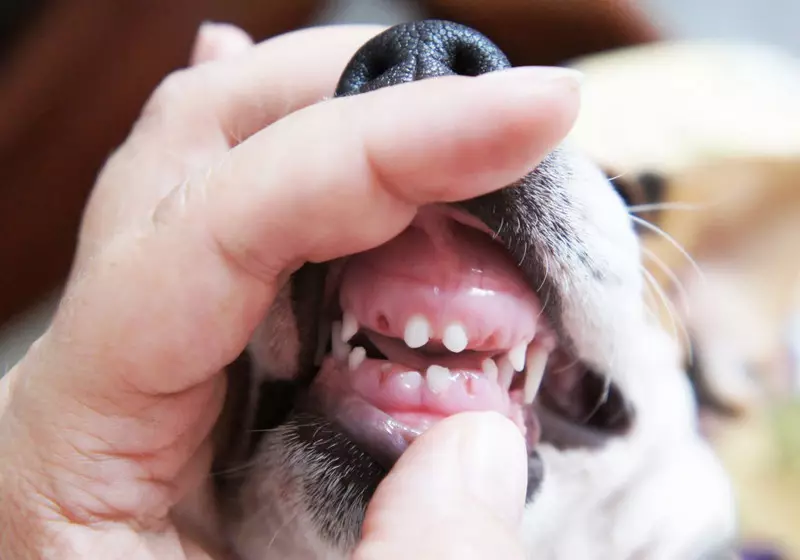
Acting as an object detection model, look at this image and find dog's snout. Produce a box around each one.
[335,20,511,97]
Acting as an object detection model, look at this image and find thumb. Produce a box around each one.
[355,412,529,560]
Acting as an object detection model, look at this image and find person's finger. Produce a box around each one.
[189,22,254,66]
[79,24,387,255]
[355,412,528,560]
[204,67,583,270]
[134,24,389,151]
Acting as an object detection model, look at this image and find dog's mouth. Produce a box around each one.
[293,205,633,470]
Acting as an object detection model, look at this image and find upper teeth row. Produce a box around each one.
[344,310,508,356]
[332,314,549,405]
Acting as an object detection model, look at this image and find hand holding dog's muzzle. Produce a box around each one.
[0,22,579,559]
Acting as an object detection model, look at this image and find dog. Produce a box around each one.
[196,21,736,559]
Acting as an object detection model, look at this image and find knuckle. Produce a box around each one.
[141,68,194,119]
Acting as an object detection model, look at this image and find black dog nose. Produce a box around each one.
[335,20,511,97]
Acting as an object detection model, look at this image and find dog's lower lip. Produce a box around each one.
[299,362,544,470]
[297,390,420,470]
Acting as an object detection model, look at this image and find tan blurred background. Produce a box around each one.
[1,0,798,557]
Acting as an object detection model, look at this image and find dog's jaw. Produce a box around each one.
[212,21,737,560]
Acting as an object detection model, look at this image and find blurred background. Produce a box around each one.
[1,0,798,557]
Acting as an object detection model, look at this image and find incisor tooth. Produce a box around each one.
[404,315,431,349]
[509,341,527,372]
[498,356,516,391]
[348,346,366,371]
[425,365,451,394]
[443,323,468,353]
[523,344,549,405]
[341,311,359,343]
[397,371,423,390]
[331,321,350,361]
[481,358,499,384]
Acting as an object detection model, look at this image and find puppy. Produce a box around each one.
[208,21,736,559]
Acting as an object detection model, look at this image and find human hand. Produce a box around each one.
[0,22,579,559]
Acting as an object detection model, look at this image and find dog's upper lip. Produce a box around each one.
[338,205,545,353]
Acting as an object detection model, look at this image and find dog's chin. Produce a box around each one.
[243,362,633,554]
[276,412,386,543]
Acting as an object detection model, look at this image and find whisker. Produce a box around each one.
[641,265,694,365]
[641,265,679,343]
[607,170,631,182]
[212,455,264,477]
[550,357,580,374]
[627,202,707,214]
[583,375,612,424]
[267,510,301,553]
[641,246,692,317]
[630,214,705,286]
[536,256,550,294]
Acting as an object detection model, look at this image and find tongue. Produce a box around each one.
[339,207,543,351]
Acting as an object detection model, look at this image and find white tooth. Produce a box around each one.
[331,321,351,361]
[498,356,516,391]
[443,323,468,353]
[404,315,431,349]
[425,365,452,394]
[397,371,423,390]
[523,344,549,405]
[341,311,359,343]
[509,341,527,372]
[481,358,499,384]
[348,346,366,371]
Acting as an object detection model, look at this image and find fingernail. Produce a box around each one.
[479,66,583,91]
[458,412,528,525]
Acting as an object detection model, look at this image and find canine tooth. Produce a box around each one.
[508,341,527,372]
[404,315,431,349]
[341,311,359,343]
[498,356,516,391]
[523,344,549,405]
[443,323,468,353]
[331,321,351,361]
[481,358,499,384]
[425,365,452,394]
[348,346,366,371]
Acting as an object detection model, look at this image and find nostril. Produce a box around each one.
[364,52,394,83]
[450,43,487,77]
[335,20,511,97]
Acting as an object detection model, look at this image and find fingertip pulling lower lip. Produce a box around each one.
[303,354,538,470]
